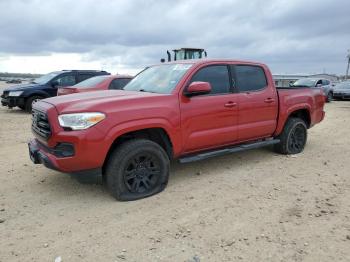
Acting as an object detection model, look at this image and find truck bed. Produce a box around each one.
[274,86,325,135]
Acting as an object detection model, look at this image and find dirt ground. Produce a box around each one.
[0,82,349,262]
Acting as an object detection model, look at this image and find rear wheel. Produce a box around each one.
[105,139,170,201]
[25,96,43,112]
[274,117,307,154]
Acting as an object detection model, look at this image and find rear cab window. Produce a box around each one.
[231,65,267,92]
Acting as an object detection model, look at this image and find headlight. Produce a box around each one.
[8,91,23,96]
[58,112,106,130]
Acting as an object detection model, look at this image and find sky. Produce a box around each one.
[0,0,349,75]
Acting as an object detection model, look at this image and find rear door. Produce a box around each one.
[232,65,278,141]
[180,64,238,152]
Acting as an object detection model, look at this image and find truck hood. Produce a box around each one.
[42,90,167,113]
[3,83,43,91]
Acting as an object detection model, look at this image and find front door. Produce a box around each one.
[180,65,238,153]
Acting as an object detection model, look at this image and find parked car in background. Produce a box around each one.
[28,59,325,201]
[333,81,350,100]
[1,70,110,111]
[291,78,334,102]
[57,75,132,96]
[6,79,22,84]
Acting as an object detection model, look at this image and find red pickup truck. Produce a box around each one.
[28,59,325,201]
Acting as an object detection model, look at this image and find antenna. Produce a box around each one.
[346,49,350,80]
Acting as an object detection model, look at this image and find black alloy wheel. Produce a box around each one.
[123,153,161,193]
[287,124,307,154]
[274,117,308,155]
[106,139,170,201]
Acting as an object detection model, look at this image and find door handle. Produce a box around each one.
[224,101,237,108]
[264,98,275,103]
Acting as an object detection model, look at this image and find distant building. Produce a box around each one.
[273,74,308,87]
[273,73,339,87]
[308,74,339,81]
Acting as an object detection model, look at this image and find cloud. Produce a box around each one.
[0,0,349,74]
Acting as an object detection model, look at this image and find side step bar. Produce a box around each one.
[179,139,280,164]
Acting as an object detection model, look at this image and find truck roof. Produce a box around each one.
[156,58,267,67]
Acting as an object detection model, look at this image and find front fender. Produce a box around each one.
[99,117,182,158]
[21,90,50,99]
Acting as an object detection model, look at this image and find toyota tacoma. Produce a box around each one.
[28,59,326,201]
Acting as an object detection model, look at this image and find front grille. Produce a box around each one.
[32,109,51,139]
[1,91,9,98]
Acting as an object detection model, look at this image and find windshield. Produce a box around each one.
[291,79,317,87]
[335,82,350,89]
[33,72,60,84]
[74,75,110,88]
[124,64,193,94]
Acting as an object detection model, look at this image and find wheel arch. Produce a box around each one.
[102,127,174,178]
[288,108,311,128]
[23,90,50,99]
[275,106,311,136]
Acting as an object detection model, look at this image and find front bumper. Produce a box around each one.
[1,96,25,108]
[28,138,57,169]
[28,139,102,184]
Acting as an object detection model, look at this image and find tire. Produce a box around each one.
[274,117,307,155]
[105,139,170,201]
[326,92,333,102]
[25,96,43,112]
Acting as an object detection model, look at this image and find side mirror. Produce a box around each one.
[160,58,166,63]
[51,80,59,87]
[185,81,211,97]
[316,84,322,87]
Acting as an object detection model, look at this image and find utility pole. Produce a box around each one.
[346,49,350,80]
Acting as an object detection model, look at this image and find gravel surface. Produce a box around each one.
[0,82,350,262]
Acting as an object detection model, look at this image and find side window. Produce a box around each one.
[190,65,230,94]
[55,74,76,87]
[322,80,330,85]
[78,74,93,82]
[109,78,132,90]
[233,65,267,92]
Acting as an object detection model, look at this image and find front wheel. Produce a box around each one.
[105,139,170,201]
[274,117,307,154]
[25,96,43,112]
[326,92,333,102]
